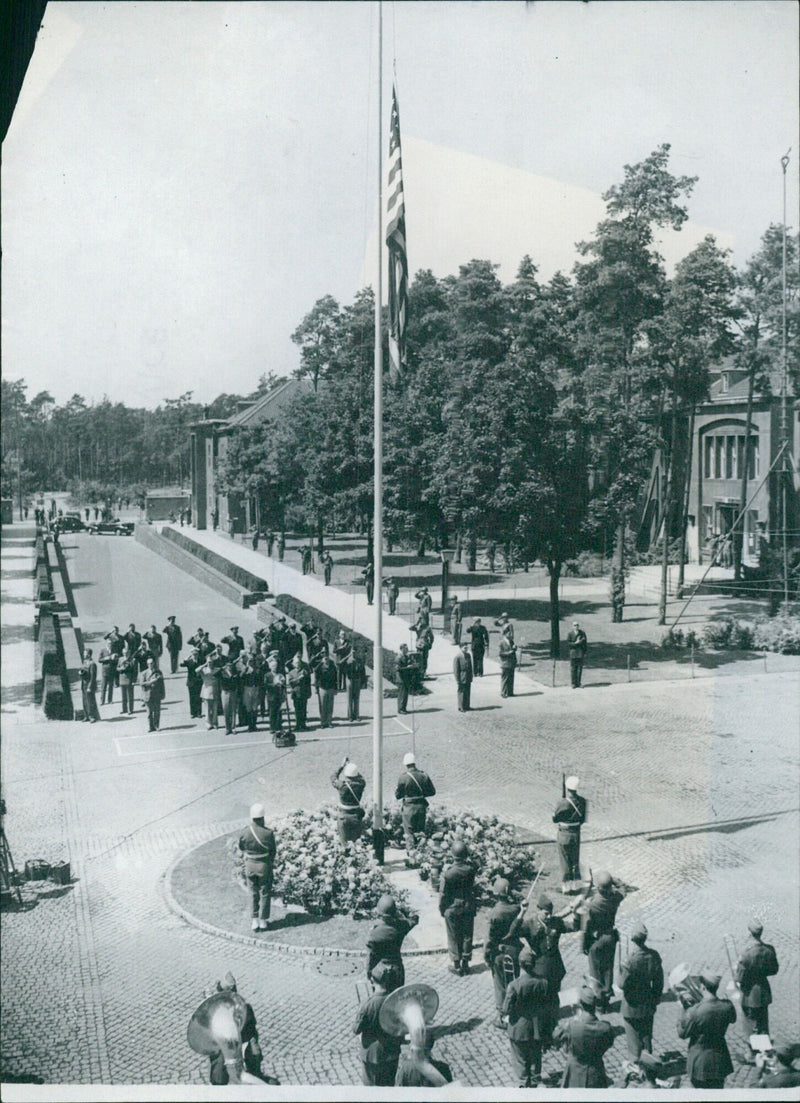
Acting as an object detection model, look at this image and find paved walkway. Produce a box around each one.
[1,522,798,1095]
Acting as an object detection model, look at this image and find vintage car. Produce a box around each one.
[86,518,135,536]
[59,512,86,532]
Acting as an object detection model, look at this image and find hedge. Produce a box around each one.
[43,672,73,719]
[162,528,269,593]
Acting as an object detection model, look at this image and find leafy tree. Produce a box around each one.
[291,294,341,392]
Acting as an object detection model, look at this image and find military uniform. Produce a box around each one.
[143,629,163,670]
[117,649,138,715]
[365,904,417,985]
[199,656,222,729]
[239,811,276,929]
[219,660,241,734]
[162,619,183,673]
[620,930,664,1058]
[353,987,401,1087]
[331,762,366,844]
[582,877,624,1009]
[439,850,477,973]
[552,785,586,886]
[502,967,551,1087]
[736,929,779,1035]
[181,651,204,718]
[523,905,567,1044]
[315,655,338,728]
[396,648,415,714]
[554,1003,615,1087]
[287,661,311,731]
[394,761,436,852]
[567,624,588,687]
[498,633,517,697]
[385,579,399,615]
[485,893,523,1020]
[678,990,736,1089]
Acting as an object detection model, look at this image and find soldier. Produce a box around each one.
[181,646,204,719]
[104,625,125,660]
[287,653,311,731]
[143,625,163,670]
[756,1045,800,1089]
[522,894,572,1045]
[735,920,779,1036]
[315,644,338,728]
[80,649,100,723]
[394,752,436,856]
[394,1028,453,1087]
[162,615,183,674]
[411,619,434,678]
[567,620,588,688]
[239,646,262,732]
[450,596,463,644]
[321,549,333,585]
[396,644,415,715]
[466,618,489,676]
[277,532,285,561]
[677,971,736,1090]
[264,657,286,736]
[219,656,241,735]
[331,758,366,844]
[124,622,142,656]
[98,642,117,705]
[333,630,351,692]
[362,561,375,605]
[140,657,165,732]
[485,878,524,1028]
[415,586,432,620]
[117,644,138,715]
[498,626,518,697]
[366,894,419,986]
[494,612,514,640]
[552,775,586,891]
[384,576,399,615]
[453,641,474,712]
[238,802,276,932]
[222,626,245,660]
[582,870,625,1011]
[198,649,223,730]
[439,839,477,976]
[344,647,367,722]
[502,946,551,1088]
[620,921,664,1059]
[487,539,497,573]
[554,987,615,1087]
[353,960,402,1087]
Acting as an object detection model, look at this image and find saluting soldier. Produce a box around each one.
[453,641,473,712]
[162,615,183,673]
[415,586,432,620]
[222,626,245,660]
[677,971,736,1090]
[439,839,477,976]
[412,619,434,678]
[494,612,514,640]
[466,618,489,676]
[331,757,366,844]
[287,654,311,731]
[239,646,262,732]
[552,776,586,891]
[450,596,463,644]
[619,921,664,1059]
[143,625,163,670]
[582,870,625,1011]
[198,648,223,730]
[366,894,419,986]
[238,802,276,932]
[394,751,436,856]
[181,646,204,718]
[735,920,779,1036]
[219,656,241,735]
[124,622,142,656]
[498,626,518,697]
[522,894,573,1046]
[315,644,338,728]
[395,644,415,715]
[502,946,551,1088]
[485,878,524,1028]
[554,987,615,1088]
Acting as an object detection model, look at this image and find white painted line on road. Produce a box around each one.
[114,734,273,757]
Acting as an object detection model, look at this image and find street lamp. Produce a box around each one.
[440,546,456,615]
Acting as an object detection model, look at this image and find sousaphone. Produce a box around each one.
[379,983,439,1037]
[187,989,250,1084]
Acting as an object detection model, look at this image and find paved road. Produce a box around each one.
[1,524,798,1093]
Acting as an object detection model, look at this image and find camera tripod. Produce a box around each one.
[1,826,24,906]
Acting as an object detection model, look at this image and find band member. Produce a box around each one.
[395,1026,453,1087]
[450,596,463,644]
[552,776,586,890]
[238,802,276,932]
[453,641,473,712]
[181,646,204,718]
[498,626,518,697]
[466,618,489,676]
[735,920,779,1036]
[396,644,415,715]
[554,987,614,1087]
[315,645,338,728]
[394,752,436,856]
[502,946,551,1088]
[239,646,262,732]
[620,921,664,1059]
[140,657,165,732]
[353,961,402,1087]
[98,643,117,705]
[331,758,366,844]
[143,625,163,670]
[80,649,100,723]
[366,894,419,986]
[582,870,625,1010]
[163,615,183,673]
[677,971,737,1090]
[287,654,311,731]
[220,657,241,735]
[264,657,286,735]
[485,878,524,1027]
[567,620,588,688]
[439,839,477,976]
[345,647,367,721]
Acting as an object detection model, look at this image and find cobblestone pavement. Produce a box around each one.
[1,523,798,1094]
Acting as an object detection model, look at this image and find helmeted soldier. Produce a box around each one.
[238,802,276,932]
[484,878,524,1028]
[365,894,418,986]
[582,870,625,1011]
[554,987,614,1087]
[439,839,477,976]
[552,776,586,891]
[735,920,779,1036]
[331,758,366,844]
[620,921,664,1059]
[394,752,436,857]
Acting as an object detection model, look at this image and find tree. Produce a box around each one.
[291,294,341,392]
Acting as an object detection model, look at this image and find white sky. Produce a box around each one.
[2,0,798,409]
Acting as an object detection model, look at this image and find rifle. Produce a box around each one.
[562,773,566,799]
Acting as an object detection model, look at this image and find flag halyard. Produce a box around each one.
[386,85,408,383]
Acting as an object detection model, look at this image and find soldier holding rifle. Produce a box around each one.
[580,869,625,1012]
[552,775,586,892]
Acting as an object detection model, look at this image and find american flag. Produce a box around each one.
[386,85,408,382]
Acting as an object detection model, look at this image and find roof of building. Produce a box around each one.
[224,377,312,429]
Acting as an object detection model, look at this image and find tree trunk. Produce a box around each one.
[416,534,426,558]
[733,365,756,580]
[548,559,562,658]
[658,392,679,625]
[467,532,477,572]
[611,520,626,622]
[316,513,324,555]
[677,406,695,597]
[455,529,463,564]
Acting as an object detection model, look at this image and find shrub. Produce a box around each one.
[565,551,608,578]
[752,614,800,655]
[702,619,734,649]
[660,627,684,650]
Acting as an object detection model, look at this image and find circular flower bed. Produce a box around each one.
[229,806,410,919]
[383,805,538,904]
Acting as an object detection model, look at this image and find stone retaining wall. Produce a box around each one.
[135,524,257,608]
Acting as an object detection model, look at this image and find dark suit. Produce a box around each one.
[396,651,415,714]
[502,973,550,1086]
[439,858,477,966]
[315,658,338,727]
[567,627,587,687]
[678,994,736,1088]
[736,936,779,1035]
[620,943,664,1058]
[467,623,489,675]
[181,654,203,718]
[80,659,100,722]
[554,1011,614,1087]
[453,650,473,711]
[395,767,436,851]
[287,664,311,731]
[499,635,517,697]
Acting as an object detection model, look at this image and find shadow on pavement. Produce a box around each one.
[433,1017,484,1039]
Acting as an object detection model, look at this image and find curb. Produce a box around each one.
[160,835,477,960]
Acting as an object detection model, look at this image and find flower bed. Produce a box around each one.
[230,806,409,918]
[383,805,537,905]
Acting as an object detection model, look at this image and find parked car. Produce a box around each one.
[87,518,135,536]
[60,512,85,532]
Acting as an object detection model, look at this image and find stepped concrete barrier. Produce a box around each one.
[135,524,267,608]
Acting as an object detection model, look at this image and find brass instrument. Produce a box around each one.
[723,933,741,1000]
[379,983,439,1038]
[188,989,251,1084]
[668,962,705,1008]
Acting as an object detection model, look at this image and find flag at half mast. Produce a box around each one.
[386,85,408,382]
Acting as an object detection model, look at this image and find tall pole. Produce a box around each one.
[372,1,385,864]
[780,150,790,606]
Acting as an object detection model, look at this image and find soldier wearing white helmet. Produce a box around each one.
[238,802,276,932]
[552,775,586,892]
[331,757,366,844]
[394,752,436,859]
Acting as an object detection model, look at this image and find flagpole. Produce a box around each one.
[372,0,385,864]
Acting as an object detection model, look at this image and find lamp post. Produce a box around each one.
[440,546,456,615]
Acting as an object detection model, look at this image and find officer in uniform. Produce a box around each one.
[449,596,463,644]
[582,870,625,1011]
[567,620,588,688]
[523,894,571,1046]
[181,646,204,718]
[554,987,615,1087]
[396,644,415,715]
[453,641,473,711]
[98,643,117,705]
[333,631,351,692]
[238,802,276,932]
[219,656,241,735]
[141,656,165,731]
[80,649,100,723]
[344,646,367,721]
[484,878,524,1028]
[552,776,586,891]
[466,618,489,676]
[162,615,183,673]
[366,894,419,986]
[498,626,518,698]
[502,946,551,1088]
[439,839,477,975]
[735,920,779,1036]
[394,752,436,856]
[315,644,338,728]
[353,960,402,1087]
[677,971,736,1090]
[620,921,664,1059]
[287,653,311,731]
[331,758,366,844]
[143,625,163,670]
[222,626,245,660]
[384,577,399,615]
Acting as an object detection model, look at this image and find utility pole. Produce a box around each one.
[780,150,791,606]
